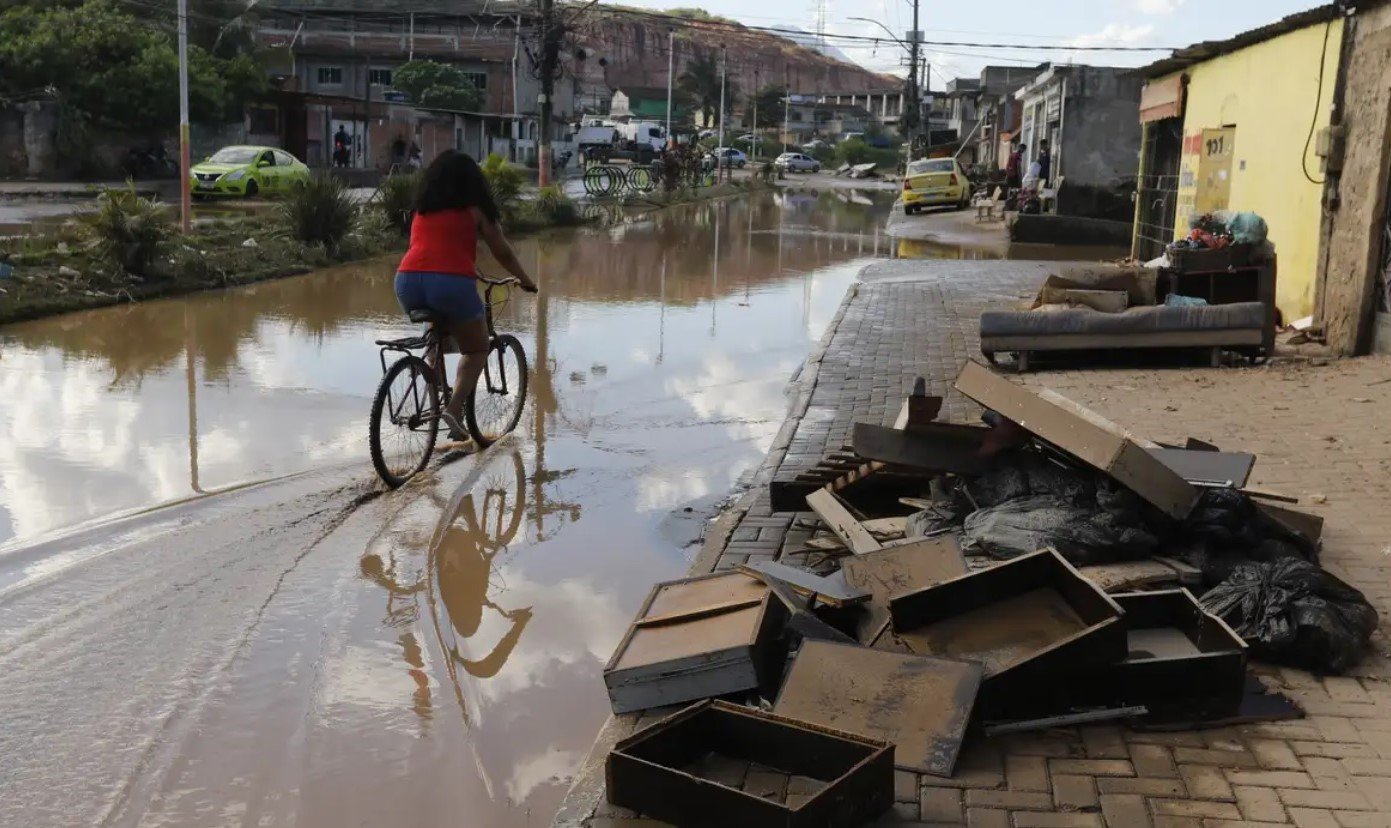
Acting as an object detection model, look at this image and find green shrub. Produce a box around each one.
[833,138,901,170]
[374,171,418,235]
[279,173,358,253]
[82,184,172,276]
[480,152,524,222]
[534,184,580,225]
[337,207,394,260]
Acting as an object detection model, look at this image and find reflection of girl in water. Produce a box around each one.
[434,522,532,679]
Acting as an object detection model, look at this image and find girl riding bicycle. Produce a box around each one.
[396,151,539,441]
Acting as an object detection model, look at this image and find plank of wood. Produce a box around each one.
[851,422,989,475]
[1078,559,1181,593]
[893,394,943,430]
[843,537,969,644]
[1243,487,1301,504]
[899,497,934,510]
[738,560,870,607]
[861,516,908,539]
[635,597,766,628]
[805,536,849,552]
[806,489,882,555]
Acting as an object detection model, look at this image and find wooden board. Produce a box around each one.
[895,587,1088,675]
[851,422,989,476]
[773,640,982,777]
[806,488,882,555]
[1078,559,1184,593]
[843,537,969,645]
[739,560,870,607]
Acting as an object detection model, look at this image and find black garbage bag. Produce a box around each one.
[959,451,1093,510]
[961,493,1160,564]
[1201,558,1379,674]
[1184,488,1319,562]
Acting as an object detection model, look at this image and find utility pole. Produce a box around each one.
[783,64,790,152]
[665,29,675,146]
[751,67,759,161]
[717,45,727,182]
[408,13,415,61]
[907,0,920,153]
[537,0,559,188]
[176,0,191,233]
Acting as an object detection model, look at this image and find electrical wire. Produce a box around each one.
[1300,17,1333,186]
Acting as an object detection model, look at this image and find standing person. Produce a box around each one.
[333,124,352,168]
[1004,141,1023,191]
[394,151,539,442]
[1037,139,1051,186]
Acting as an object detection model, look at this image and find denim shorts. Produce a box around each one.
[394,271,485,325]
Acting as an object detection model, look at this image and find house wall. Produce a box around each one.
[1317,3,1391,354]
[1169,17,1344,320]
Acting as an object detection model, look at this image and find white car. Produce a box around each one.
[775,152,821,173]
[709,147,748,168]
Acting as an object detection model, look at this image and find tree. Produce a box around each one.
[753,84,788,129]
[0,0,264,130]
[392,61,484,112]
[678,50,737,128]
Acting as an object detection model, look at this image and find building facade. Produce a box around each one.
[1015,64,1143,220]
[1131,5,1344,324]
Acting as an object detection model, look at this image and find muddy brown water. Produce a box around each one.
[0,189,939,827]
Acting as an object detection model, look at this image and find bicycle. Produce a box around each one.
[369,275,530,488]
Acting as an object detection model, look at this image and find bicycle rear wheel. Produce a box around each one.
[465,334,528,447]
[370,354,440,487]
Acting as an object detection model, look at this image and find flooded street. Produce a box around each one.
[0,189,903,826]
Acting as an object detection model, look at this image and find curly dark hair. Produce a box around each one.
[413,149,500,222]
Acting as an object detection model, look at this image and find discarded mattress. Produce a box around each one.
[980,301,1266,337]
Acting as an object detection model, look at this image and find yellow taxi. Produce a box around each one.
[901,157,970,214]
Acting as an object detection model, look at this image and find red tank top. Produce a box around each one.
[398,208,478,276]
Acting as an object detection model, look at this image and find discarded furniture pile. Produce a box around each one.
[979,260,1277,371]
[834,162,880,179]
[599,362,1376,827]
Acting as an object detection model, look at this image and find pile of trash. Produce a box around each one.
[597,361,1375,826]
[1170,210,1269,252]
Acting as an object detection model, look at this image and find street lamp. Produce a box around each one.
[847,15,921,152]
[846,16,908,47]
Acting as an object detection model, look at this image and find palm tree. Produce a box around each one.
[678,50,738,128]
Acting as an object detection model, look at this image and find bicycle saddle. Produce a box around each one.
[408,309,440,324]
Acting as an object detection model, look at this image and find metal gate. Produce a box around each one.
[1133,119,1184,262]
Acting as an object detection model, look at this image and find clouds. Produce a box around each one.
[1067,23,1157,48]
[1135,0,1185,14]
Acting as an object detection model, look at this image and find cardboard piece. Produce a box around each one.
[604,573,788,714]
[842,537,970,644]
[773,641,983,777]
[739,560,871,607]
[953,361,1199,518]
[607,700,894,828]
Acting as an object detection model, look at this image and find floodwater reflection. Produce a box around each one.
[0,189,894,546]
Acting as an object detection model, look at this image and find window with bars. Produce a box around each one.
[316,67,344,86]
[368,68,392,86]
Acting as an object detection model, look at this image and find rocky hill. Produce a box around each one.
[572,9,900,102]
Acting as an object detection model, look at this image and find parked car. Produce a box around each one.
[708,147,748,168]
[774,152,821,173]
[901,157,970,214]
[190,145,310,198]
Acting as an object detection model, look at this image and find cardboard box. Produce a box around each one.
[954,361,1199,518]
[607,700,893,827]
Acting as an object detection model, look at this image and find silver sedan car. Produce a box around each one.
[775,152,821,173]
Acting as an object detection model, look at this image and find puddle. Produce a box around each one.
[0,188,920,827]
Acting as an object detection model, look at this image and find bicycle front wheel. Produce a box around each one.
[465,334,529,447]
[369,354,440,487]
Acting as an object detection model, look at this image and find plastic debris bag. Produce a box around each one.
[961,494,1159,565]
[1201,558,1378,674]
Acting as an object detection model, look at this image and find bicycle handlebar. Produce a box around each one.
[478,275,538,293]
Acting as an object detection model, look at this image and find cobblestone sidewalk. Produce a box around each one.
[556,259,1391,828]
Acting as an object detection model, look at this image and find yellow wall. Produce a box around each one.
[1166,18,1342,319]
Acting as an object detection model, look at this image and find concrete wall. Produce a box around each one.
[1059,68,1143,189]
[1317,3,1391,354]
[1168,18,1343,320]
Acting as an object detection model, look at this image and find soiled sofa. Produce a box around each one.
[979,265,1276,371]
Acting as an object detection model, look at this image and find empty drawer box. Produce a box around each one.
[607,700,894,827]
[888,548,1127,716]
[603,572,788,714]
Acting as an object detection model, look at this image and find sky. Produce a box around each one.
[615,0,1326,84]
